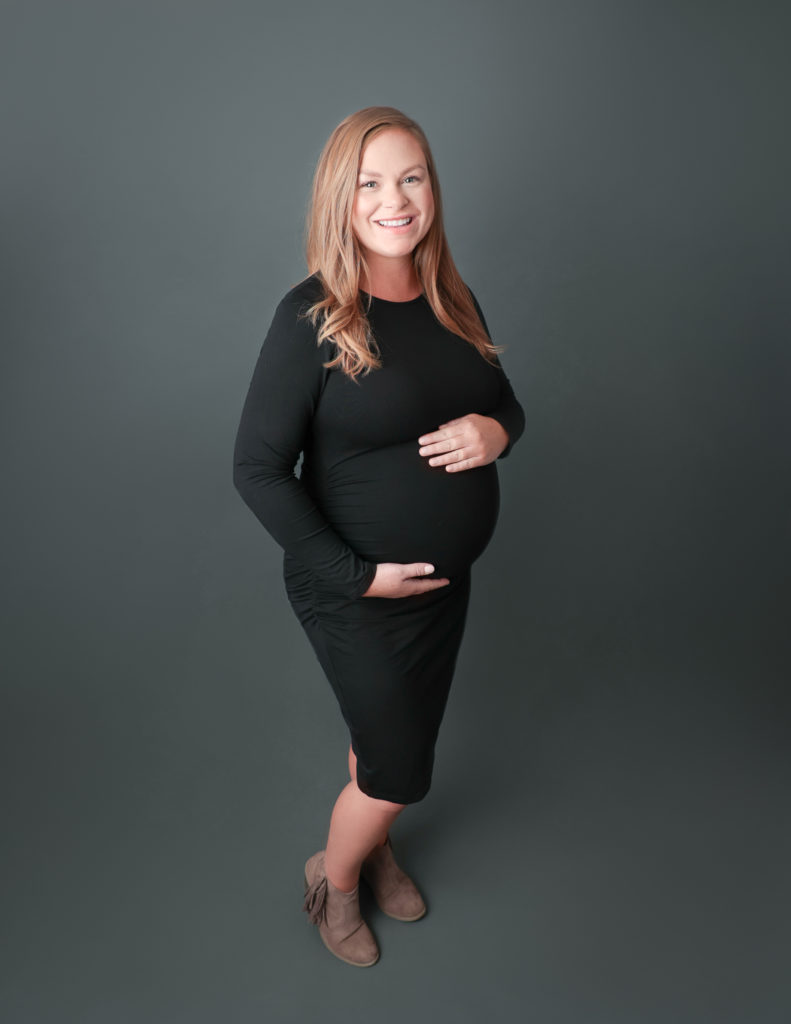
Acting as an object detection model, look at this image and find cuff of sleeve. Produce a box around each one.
[349,561,378,599]
[489,413,514,459]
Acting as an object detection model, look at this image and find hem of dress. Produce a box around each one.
[355,775,433,805]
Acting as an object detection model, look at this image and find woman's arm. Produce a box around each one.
[469,289,525,458]
[232,289,377,599]
[417,287,526,472]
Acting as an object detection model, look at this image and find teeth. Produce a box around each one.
[377,217,412,227]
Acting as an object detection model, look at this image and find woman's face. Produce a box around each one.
[352,128,435,267]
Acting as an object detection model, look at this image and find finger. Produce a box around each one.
[417,426,461,446]
[428,448,467,467]
[419,441,454,457]
[431,444,475,467]
[445,455,480,472]
[418,432,466,456]
[407,577,450,594]
[402,562,437,579]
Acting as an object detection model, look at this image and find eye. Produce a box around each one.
[404,175,421,184]
[360,180,377,189]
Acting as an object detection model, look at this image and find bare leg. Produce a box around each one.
[323,744,406,893]
[349,744,388,849]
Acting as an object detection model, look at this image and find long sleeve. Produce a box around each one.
[468,288,526,459]
[232,290,377,599]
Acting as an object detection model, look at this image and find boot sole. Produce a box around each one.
[303,875,380,968]
[360,876,428,921]
[378,904,427,922]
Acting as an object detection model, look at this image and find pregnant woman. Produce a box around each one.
[233,106,525,967]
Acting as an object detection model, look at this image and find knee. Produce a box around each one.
[351,775,407,814]
[362,788,408,814]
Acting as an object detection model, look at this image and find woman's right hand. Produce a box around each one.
[361,562,450,598]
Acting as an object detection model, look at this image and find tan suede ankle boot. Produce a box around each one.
[360,834,427,922]
[302,850,380,967]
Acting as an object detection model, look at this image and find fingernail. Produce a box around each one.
[424,565,434,574]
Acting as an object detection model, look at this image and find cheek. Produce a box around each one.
[353,196,373,229]
[421,191,436,230]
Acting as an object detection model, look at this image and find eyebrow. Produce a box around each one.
[358,163,426,178]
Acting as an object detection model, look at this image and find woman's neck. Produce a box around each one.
[360,261,422,303]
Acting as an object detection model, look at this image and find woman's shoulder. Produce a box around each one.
[261,274,327,366]
[277,272,325,316]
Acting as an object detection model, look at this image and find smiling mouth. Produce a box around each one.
[376,217,414,227]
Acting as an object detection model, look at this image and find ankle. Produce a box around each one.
[325,867,360,894]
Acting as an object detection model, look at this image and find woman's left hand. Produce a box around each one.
[418,414,509,472]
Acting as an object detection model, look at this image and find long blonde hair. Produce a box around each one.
[302,105,502,380]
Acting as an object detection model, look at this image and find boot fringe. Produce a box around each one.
[302,875,327,925]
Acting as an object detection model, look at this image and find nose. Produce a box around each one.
[380,181,409,210]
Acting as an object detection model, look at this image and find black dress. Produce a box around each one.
[233,273,524,803]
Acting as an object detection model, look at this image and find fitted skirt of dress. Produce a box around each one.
[283,551,471,804]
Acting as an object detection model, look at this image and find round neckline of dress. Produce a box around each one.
[360,289,425,306]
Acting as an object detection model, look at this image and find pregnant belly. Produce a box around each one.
[311,442,500,579]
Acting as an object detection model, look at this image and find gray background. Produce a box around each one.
[2,1,789,1021]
